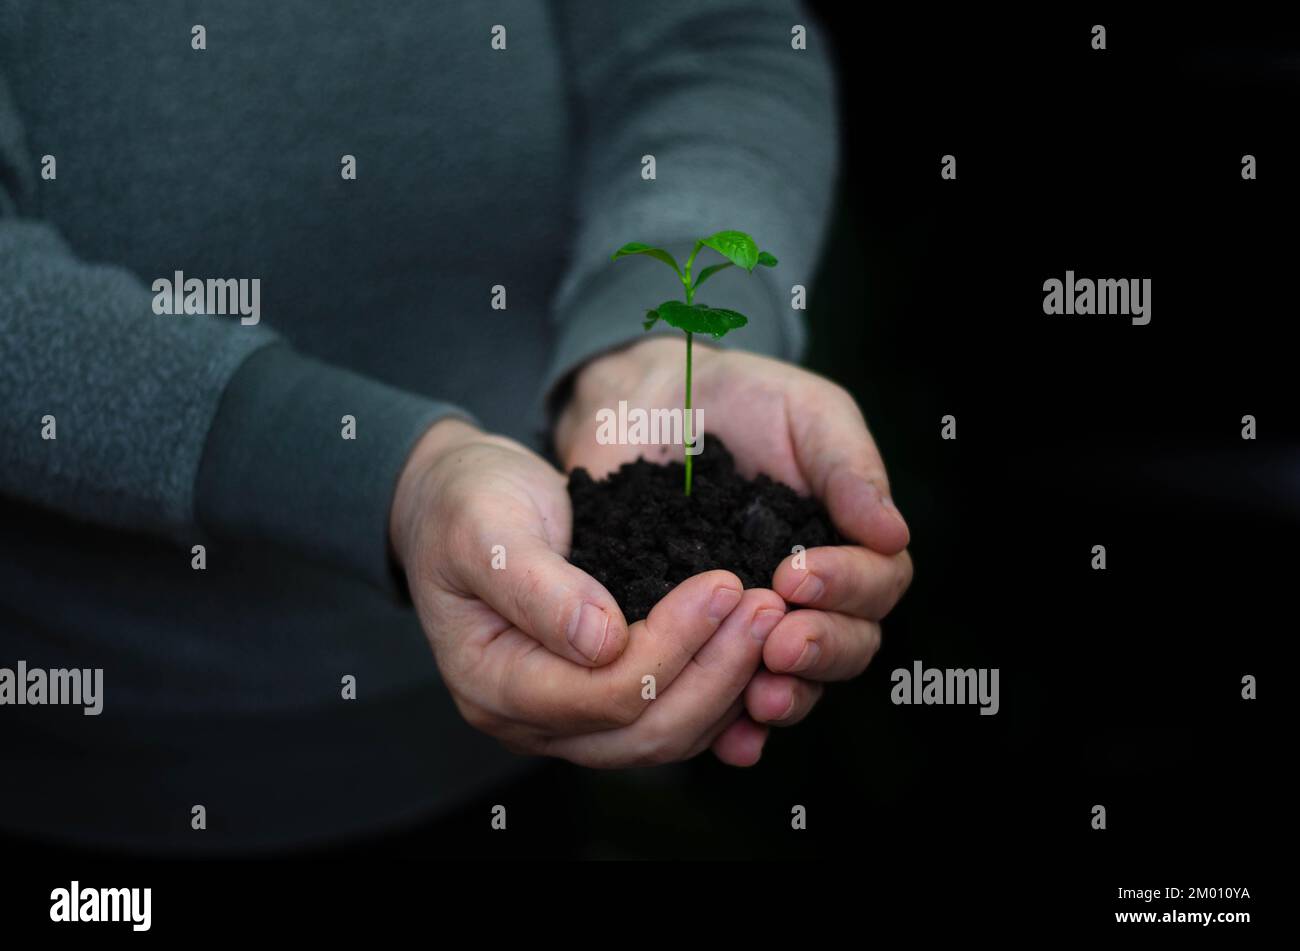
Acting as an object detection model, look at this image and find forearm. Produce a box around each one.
[542,0,840,411]
[0,219,276,538]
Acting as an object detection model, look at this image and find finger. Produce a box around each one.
[460,525,629,667]
[763,609,882,681]
[772,546,913,620]
[620,568,748,696]
[790,387,909,554]
[478,570,746,735]
[711,716,769,767]
[683,697,745,760]
[547,587,783,766]
[744,671,824,726]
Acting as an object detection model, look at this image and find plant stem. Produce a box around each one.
[684,330,694,497]
[681,265,698,497]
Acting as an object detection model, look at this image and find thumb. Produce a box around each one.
[461,528,630,667]
[793,391,910,554]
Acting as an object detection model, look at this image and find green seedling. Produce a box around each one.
[610,230,777,497]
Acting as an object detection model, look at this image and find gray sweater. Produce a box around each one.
[0,0,836,850]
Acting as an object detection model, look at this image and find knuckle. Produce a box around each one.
[454,696,500,737]
[824,380,865,419]
[633,724,684,766]
[599,678,646,728]
[544,675,642,732]
[497,648,566,730]
[828,380,855,406]
[532,693,581,733]
[441,501,483,562]
[857,622,883,673]
[800,683,826,719]
[437,475,478,522]
[509,562,554,635]
[840,620,879,678]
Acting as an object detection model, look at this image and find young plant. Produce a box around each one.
[610,229,778,496]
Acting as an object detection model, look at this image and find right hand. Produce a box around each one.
[389,417,784,767]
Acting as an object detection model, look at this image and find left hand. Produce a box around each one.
[555,335,914,765]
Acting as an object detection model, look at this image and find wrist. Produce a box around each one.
[389,415,480,571]
[555,336,692,462]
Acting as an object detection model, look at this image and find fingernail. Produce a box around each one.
[790,572,824,604]
[777,691,797,721]
[750,608,783,643]
[792,639,821,672]
[878,489,908,532]
[569,602,610,663]
[707,585,743,623]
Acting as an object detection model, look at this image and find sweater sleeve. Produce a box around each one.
[541,0,840,406]
[0,69,464,592]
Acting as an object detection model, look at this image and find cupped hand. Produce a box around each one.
[390,417,784,767]
[555,336,914,753]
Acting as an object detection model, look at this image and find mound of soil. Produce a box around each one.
[567,439,843,623]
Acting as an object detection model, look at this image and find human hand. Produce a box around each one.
[389,417,785,766]
[555,337,914,749]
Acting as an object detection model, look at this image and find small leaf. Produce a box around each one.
[757,250,778,267]
[643,309,660,331]
[698,230,759,272]
[611,242,682,276]
[655,300,749,339]
[691,261,734,292]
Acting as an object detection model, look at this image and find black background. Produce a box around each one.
[295,7,1296,880]
[8,7,1292,934]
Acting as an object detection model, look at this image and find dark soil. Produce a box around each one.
[567,439,843,623]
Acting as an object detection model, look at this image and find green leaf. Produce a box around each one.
[611,242,682,277]
[643,309,660,331]
[654,300,748,339]
[757,250,778,267]
[691,261,734,292]
[697,230,760,272]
